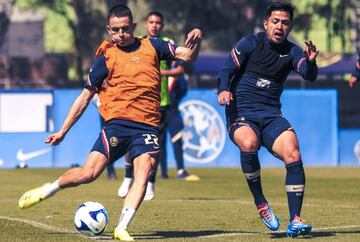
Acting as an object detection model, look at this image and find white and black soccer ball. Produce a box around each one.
[74,201,109,236]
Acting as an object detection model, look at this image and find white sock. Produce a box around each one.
[123,177,133,184]
[118,208,136,229]
[43,179,60,197]
[177,169,185,175]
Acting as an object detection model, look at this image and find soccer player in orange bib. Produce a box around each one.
[18,5,202,241]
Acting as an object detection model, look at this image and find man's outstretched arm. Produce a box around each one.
[45,88,96,145]
[294,40,319,81]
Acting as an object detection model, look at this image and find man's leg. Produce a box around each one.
[167,108,199,181]
[272,130,311,237]
[114,153,155,240]
[233,125,280,231]
[144,108,168,201]
[107,163,118,180]
[118,153,134,198]
[159,127,168,178]
[171,135,200,181]
[19,151,108,209]
[234,126,265,204]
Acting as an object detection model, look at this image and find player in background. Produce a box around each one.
[349,52,360,88]
[18,5,202,241]
[217,1,318,238]
[117,11,199,202]
[161,61,200,181]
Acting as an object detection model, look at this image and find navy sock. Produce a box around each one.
[148,169,157,183]
[124,163,133,178]
[173,139,185,170]
[241,151,266,206]
[148,153,159,183]
[285,161,305,221]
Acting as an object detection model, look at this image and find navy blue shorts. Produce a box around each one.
[91,119,160,164]
[228,115,292,153]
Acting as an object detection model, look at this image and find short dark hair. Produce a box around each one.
[145,11,164,23]
[107,5,133,23]
[266,0,295,20]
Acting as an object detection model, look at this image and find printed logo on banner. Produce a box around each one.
[16,148,51,162]
[179,100,226,163]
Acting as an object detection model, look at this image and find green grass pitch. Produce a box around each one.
[0,167,359,241]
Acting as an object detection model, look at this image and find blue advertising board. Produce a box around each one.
[0,89,340,168]
[51,90,101,167]
[338,129,360,166]
[166,89,338,168]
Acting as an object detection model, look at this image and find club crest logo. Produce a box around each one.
[179,100,226,163]
[132,56,140,63]
[109,137,118,147]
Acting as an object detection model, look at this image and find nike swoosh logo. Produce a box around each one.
[279,54,288,57]
[16,148,51,162]
[234,48,241,55]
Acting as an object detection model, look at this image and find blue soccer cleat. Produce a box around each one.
[257,202,280,231]
[286,215,312,237]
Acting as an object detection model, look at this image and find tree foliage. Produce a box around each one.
[7,0,355,83]
[146,0,271,50]
[0,0,15,49]
[293,0,351,52]
[16,0,127,81]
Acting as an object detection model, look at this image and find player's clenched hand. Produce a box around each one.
[303,40,319,62]
[218,91,233,106]
[349,76,358,88]
[185,28,202,49]
[45,132,65,146]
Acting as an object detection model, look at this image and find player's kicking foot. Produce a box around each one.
[257,202,280,231]
[113,227,134,241]
[118,178,133,198]
[286,215,312,238]
[143,182,155,201]
[19,183,50,209]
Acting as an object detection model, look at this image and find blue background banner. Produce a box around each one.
[338,129,360,166]
[170,89,338,167]
[0,89,354,168]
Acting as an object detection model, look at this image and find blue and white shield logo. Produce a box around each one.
[179,100,226,163]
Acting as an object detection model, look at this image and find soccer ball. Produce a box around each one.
[74,201,109,236]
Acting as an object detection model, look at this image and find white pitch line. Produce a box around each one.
[1,215,360,240]
[313,224,360,231]
[0,216,112,241]
[2,198,358,209]
[0,198,360,209]
[164,199,360,209]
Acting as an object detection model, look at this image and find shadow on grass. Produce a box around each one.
[134,230,262,240]
[138,229,360,240]
[270,230,360,239]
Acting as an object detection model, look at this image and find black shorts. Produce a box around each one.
[228,115,292,153]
